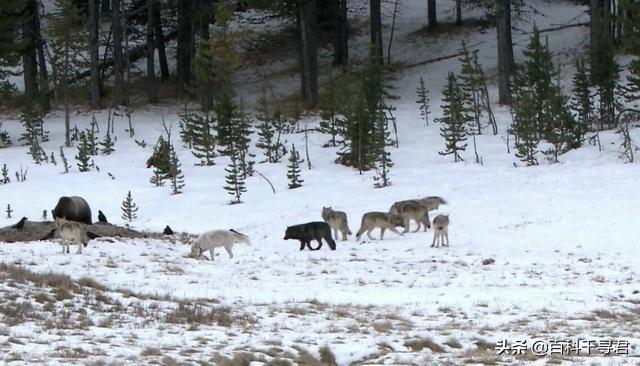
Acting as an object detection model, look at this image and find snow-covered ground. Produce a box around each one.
[1,0,639,364]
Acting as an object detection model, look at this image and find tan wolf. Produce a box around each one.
[55,218,90,254]
[431,214,450,248]
[389,196,447,232]
[355,212,405,240]
[321,207,352,241]
[397,202,431,233]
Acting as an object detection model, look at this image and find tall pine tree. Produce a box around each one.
[437,72,470,162]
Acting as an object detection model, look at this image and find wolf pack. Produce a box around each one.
[25,194,450,260]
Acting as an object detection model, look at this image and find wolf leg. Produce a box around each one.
[366,229,375,240]
[380,228,385,240]
[299,241,306,251]
[390,227,404,237]
[325,235,336,250]
[209,248,215,261]
[413,219,421,233]
[76,240,82,254]
[224,244,234,258]
[403,218,410,233]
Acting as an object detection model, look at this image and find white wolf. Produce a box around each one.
[55,218,89,254]
[190,229,251,261]
[431,215,450,248]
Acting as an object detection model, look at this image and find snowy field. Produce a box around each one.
[1,0,640,364]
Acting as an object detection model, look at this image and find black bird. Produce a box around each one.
[163,225,174,235]
[98,210,108,223]
[11,217,27,230]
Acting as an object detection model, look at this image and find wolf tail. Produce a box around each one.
[437,196,447,204]
[355,218,366,239]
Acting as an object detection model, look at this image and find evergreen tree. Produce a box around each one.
[6,204,12,219]
[319,74,343,146]
[570,57,594,133]
[458,41,483,134]
[100,130,116,155]
[372,105,394,188]
[592,27,621,130]
[50,152,57,165]
[59,146,70,173]
[190,113,217,166]
[544,78,576,163]
[223,144,246,204]
[178,103,197,148]
[338,51,396,172]
[255,92,286,163]
[149,166,165,187]
[87,116,99,155]
[287,143,304,189]
[511,71,540,166]
[521,25,556,138]
[231,101,254,178]
[416,75,430,125]
[1,164,9,184]
[148,135,172,177]
[120,190,139,224]
[437,72,470,162]
[19,102,47,164]
[169,146,185,195]
[75,132,93,172]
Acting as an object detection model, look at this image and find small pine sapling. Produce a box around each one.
[437,72,470,162]
[223,144,246,204]
[1,163,10,183]
[59,146,71,173]
[100,130,116,155]
[416,75,430,125]
[287,144,304,189]
[76,132,93,172]
[120,191,139,225]
[50,152,57,165]
[42,209,47,220]
[169,146,185,194]
[6,204,12,218]
[372,108,394,188]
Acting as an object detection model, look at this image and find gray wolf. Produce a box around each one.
[355,212,405,240]
[52,196,92,225]
[56,218,90,254]
[283,222,336,251]
[321,207,352,241]
[190,229,251,260]
[397,203,431,233]
[431,214,450,248]
[389,196,447,232]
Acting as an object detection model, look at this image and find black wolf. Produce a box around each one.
[283,222,336,251]
[52,196,92,225]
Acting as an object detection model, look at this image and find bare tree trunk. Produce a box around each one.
[496,0,514,105]
[147,0,157,103]
[387,0,399,64]
[64,40,71,147]
[22,0,38,98]
[370,0,383,63]
[112,0,125,107]
[298,0,318,109]
[89,0,101,108]
[176,0,193,97]
[34,0,50,112]
[590,0,602,75]
[456,0,462,25]
[333,0,348,67]
[101,0,110,16]
[152,1,169,81]
[427,0,437,30]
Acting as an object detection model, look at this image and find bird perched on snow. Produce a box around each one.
[98,210,108,224]
[163,225,174,235]
[11,217,27,230]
